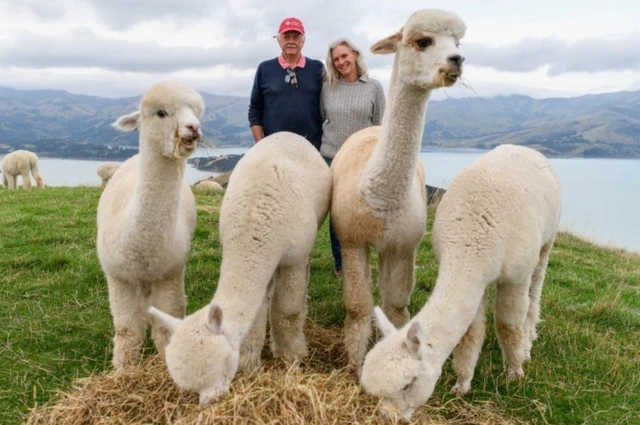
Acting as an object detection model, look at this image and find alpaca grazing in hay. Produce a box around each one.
[97,82,204,370]
[329,8,466,373]
[361,145,562,421]
[150,132,332,405]
[96,162,121,189]
[1,149,44,189]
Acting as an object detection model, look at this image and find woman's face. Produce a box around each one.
[332,45,358,80]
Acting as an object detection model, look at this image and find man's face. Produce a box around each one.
[278,31,304,57]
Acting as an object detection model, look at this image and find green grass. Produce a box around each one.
[1,187,639,424]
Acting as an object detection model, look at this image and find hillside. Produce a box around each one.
[1,86,639,158]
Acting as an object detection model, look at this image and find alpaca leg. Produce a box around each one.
[6,173,17,190]
[379,248,415,328]
[239,278,272,372]
[342,245,373,374]
[20,167,32,189]
[108,276,147,370]
[524,241,553,360]
[2,173,9,189]
[451,291,488,396]
[494,278,531,380]
[149,274,186,353]
[270,263,309,363]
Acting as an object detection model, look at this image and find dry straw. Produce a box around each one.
[27,323,522,425]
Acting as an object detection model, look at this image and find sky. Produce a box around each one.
[0,0,639,100]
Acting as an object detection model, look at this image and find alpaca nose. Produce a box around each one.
[186,123,200,136]
[448,54,464,68]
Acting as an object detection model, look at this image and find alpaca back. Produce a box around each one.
[432,144,562,278]
[221,132,331,266]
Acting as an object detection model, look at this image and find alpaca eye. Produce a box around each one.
[156,110,167,118]
[416,38,432,49]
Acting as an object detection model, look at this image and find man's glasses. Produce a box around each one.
[285,68,298,89]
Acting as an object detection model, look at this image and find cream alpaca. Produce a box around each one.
[1,150,44,189]
[96,162,121,189]
[97,82,204,370]
[361,144,562,421]
[150,132,332,405]
[192,179,224,194]
[330,9,466,372]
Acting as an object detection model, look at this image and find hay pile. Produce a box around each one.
[27,324,522,425]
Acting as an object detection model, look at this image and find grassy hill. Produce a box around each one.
[0,187,638,424]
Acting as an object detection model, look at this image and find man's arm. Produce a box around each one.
[248,64,265,143]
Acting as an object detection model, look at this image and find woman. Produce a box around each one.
[320,38,386,276]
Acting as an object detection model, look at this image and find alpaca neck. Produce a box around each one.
[129,143,185,241]
[414,271,487,370]
[361,62,431,211]
[211,251,280,342]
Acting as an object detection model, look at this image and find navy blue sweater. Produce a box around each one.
[248,57,324,149]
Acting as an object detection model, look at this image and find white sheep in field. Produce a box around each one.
[150,132,332,405]
[96,162,121,189]
[192,179,224,194]
[97,82,204,370]
[360,144,562,421]
[1,150,44,189]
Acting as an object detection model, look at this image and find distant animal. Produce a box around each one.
[96,162,121,189]
[150,132,332,405]
[1,150,44,190]
[330,8,467,373]
[361,144,562,421]
[97,82,204,370]
[192,179,224,194]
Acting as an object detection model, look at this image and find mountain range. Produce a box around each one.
[1,86,639,159]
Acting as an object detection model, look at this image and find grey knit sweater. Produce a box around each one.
[319,76,386,159]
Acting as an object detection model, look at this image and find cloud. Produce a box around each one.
[465,33,640,75]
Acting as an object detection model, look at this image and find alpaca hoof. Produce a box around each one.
[507,367,524,381]
[450,381,471,396]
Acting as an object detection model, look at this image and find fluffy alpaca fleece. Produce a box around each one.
[361,144,562,421]
[192,179,224,194]
[329,8,466,373]
[96,162,121,190]
[1,150,44,189]
[97,82,204,370]
[150,132,332,405]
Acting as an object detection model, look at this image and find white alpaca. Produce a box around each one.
[360,144,562,421]
[97,82,204,370]
[1,150,44,189]
[96,162,121,189]
[192,179,224,194]
[150,132,332,405]
[330,9,466,372]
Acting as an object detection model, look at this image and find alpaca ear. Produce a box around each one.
[374,306,397,337]
[206,303,224,335]
[404,321,423,358]
[113,111,141,131]
[148,307,182,335]
[371,28,403,54]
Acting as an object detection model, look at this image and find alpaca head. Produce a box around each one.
[360,307,439,421]
[149,303,240,405]
[371,9,466,90]
[113,82,205,159]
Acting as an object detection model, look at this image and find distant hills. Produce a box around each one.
[1,86,639,159]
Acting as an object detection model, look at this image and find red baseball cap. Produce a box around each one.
[278,17,305,35]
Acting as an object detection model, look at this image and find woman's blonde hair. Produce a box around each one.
[325,38,369,84]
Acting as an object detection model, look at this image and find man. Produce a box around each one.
[248,17,325,149]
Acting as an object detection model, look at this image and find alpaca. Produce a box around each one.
[330,9,466,372]
[97,82,204,370]
[1,150,44,189]
[150,132,332,405]
[192,179,224,194]
[96,162,121,189]
[360,144,562,421]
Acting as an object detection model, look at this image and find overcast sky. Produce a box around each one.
[0,0,638,100]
